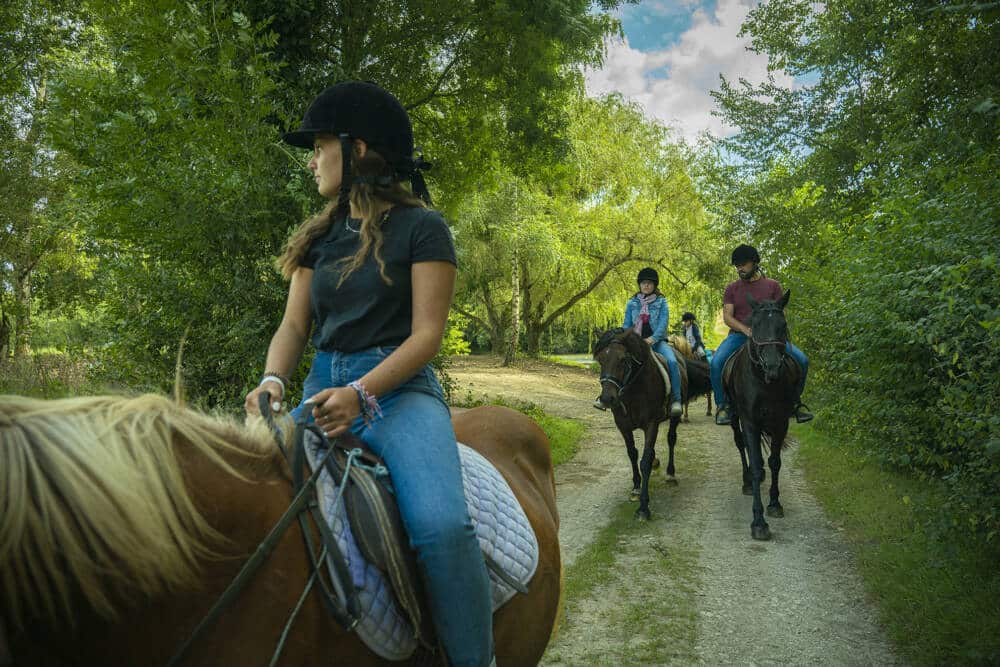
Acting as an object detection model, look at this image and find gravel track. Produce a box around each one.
[449,355,901,666]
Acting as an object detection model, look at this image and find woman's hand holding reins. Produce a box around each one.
[306,386,362,438]
[245,381,284,416]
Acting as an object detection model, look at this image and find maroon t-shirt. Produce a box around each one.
[723,277,784,331]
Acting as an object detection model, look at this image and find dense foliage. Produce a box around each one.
[1,0,641,407]
[702,0,999,541]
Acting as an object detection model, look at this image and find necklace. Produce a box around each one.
[344,208,392,234]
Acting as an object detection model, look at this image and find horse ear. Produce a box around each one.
[779,289,791,309]
[746,293,758,309]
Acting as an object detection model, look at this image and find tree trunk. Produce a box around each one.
[503,246,520,366]
[12,267,31,357]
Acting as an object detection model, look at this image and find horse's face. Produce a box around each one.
[593,330,643,408]
[748,291,791,383]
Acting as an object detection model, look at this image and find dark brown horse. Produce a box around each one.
[723,291,801,540]
[0,394,561,665]
[668,335,713,421]
[593,328,688,521]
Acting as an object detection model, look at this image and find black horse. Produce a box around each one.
[723,290,802,540]
[593,328,689,521]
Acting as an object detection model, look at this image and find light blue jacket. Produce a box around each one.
[623,294,669,343]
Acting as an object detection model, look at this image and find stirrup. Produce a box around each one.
[714,406,732,426]
[793,402,814,423]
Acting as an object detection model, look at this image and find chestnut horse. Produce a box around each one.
[593,328,689,521]
[0,394,561,665]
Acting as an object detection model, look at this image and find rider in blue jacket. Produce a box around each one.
[595,267,683,417]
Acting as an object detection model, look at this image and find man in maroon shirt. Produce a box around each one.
[710,244,813,425]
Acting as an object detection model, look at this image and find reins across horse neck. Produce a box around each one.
[169,397,361,666]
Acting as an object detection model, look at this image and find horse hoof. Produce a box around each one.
[682,417,689,423]
[767,505,784,518]
[663,474,678,485]
[629,488,640,501]
[635,508,651,521]
[742,485,753,496]
[652,457,661,470]
[751,524,771,541]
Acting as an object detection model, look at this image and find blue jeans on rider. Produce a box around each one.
[292,348,492,667]
[710,332,808,408]
[651,340,683,403]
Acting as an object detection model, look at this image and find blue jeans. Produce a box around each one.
[710,333,809,408]
[292,348,492,667]
[651,340,682,403]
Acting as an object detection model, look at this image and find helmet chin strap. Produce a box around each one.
[336,133,352,222]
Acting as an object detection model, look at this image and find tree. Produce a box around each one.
[0,0,84,358]
[452,94,726,362]
[704,0,1000,540]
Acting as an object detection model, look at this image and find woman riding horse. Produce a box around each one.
[594,268,683,418]
[243,82,492,667]
[711,245,813,426]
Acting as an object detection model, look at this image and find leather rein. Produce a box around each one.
[168,395,360,666]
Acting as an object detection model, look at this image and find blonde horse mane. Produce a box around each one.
[669,334,694,359]
[0,393,288,629]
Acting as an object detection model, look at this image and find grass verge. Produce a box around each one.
[544,494,700,664]
[453,393,584,467]
[791,422,1000,666]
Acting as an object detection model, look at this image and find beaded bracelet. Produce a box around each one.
[348,380,383,425]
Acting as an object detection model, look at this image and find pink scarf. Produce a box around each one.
[633,294,658,336]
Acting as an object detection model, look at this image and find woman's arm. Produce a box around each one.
[622,298,634,329]
[357,260,455,396]
[309,260,456,437]
[244,268,313,415]
[650,296,669,343]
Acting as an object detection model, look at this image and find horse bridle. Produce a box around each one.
[599,345,644,395]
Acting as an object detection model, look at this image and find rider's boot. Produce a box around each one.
[669,400,683,418]
[793,401,813,423]
[714,404,732,426]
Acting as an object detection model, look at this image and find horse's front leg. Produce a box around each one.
[663,416,679,485]
[636,422,660,521]
[741,424,770,540]
[618,423,641,501]
[767,427,787,518]
[732,422,752,495]
[705,391,712,417]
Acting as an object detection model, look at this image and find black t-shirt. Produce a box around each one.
[300,206,457,352]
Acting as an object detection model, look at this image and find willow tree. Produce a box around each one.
[452,93,726,361]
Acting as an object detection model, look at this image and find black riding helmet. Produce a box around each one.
[681,312,696,322]
[282,81,432,216]
[637,267,659,287]
[730,244,760,265]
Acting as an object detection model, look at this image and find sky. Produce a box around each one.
[585,0,795,144]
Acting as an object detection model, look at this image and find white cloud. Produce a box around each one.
[585,0,795,143]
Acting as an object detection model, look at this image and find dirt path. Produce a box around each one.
[448,356,901,666]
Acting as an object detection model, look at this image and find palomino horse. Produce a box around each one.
[0,394,561,665]
[593,328,689,521]
[668,335,713,421]
[723,290,802,540]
